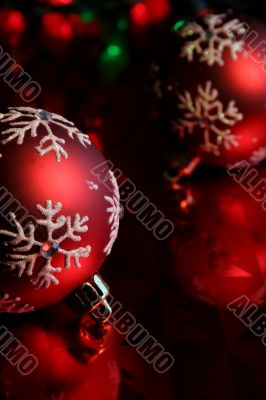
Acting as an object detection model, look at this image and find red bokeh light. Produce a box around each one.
[146,0,170,22]
[0,9,25,45]
[130,3,149,26]
[5,10,25,33]
[43,13,72,40]
[50,0,73,5]
[131,1,170,26]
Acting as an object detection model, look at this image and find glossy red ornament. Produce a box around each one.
[156,11,266,169]
[0,302,120,400]
[0,107,120,312]
[167,163,266,307]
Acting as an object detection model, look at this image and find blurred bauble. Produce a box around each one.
[0,303,120,400]
[0,107,121,312]
[168,162,266,306]
[153,11,266,169]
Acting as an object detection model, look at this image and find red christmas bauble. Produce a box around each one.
[0,303,120,400]
[156,11,266,168]
[167,164,266,307]
[0,107,121,312]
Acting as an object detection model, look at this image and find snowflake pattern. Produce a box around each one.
[173,81,243,156]
[0,292,34,313]
[250,146,266,165]
[177,13,247,66]
[104,171,121,255]
[0,201,91,289]
[0,107,91,162]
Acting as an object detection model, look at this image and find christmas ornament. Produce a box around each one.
[0,107,121,312]
[0,301,120,400]
[153,11,266,179]
[167,164,266,307]
[66,272,112,361]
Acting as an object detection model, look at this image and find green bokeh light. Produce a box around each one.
[80,11,95,22]
[100,39,129,83]
[172,20,185,32]
[106,44,122,58]
[117,18,128,32]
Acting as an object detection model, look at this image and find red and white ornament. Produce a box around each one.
[157,11,266,169]
[0,107,121,312]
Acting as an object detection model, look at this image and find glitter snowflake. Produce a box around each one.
[177,13,247,66]
[250,146,266,165]
[173,81,243,156]
[0,292,34,313]
[0,200,91,289]
[104,171,121,255]
[0,107,91,162]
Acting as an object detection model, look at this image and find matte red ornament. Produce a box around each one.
[156,11,266,169]
[0,107,121,312]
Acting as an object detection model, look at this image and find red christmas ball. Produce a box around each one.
[0,303,120,400]
[168,165,266,307]
[157,11,266,168]
[0,107,121,312]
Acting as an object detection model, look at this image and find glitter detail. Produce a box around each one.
[86,180,99,190]
[0,292,34,313]
[104,171,121,255]
[40,241,59,258]
[36,108,53,121]
[177,13,247,66]
[0,107,91,162]
[0,200,91,289]
[173,81,243,156]
[250,146,266,165]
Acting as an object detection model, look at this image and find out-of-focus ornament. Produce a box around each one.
[168,166,266,306]
[153,11,266,181]
[0,301,120,400]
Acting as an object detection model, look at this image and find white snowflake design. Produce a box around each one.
[250,146,266,165]
[86,180,99,190]
[173,81,243,156]
[0,200,91,289]
[177,13,247,66]
[0,107,91,162]
[104,171,121,255]
[0,292,34,313]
